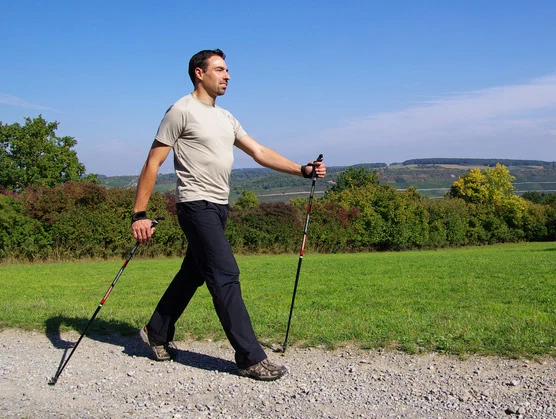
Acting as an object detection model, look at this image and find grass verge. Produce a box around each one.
[1,242,554,358]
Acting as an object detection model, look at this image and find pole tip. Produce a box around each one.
[270,343,288,354]
[48,377,58,386]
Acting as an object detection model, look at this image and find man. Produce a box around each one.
[131,49,326,381]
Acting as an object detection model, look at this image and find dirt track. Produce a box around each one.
[1,329,555,418]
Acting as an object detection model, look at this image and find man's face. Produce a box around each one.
[197,55,230,97]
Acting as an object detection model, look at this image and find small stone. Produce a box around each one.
[505,406,517,415]
[458,390,472,402]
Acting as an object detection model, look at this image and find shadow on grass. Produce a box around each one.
[45,315,237,375]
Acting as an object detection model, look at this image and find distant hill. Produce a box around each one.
[402,158,555,168]
[98,159,556,202]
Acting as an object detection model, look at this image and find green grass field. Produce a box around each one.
[1,242,555,358]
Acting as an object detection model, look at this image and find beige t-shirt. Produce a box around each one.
[155,94,247,204]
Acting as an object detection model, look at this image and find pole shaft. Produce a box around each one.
[50,241,141,383]
[282,154,323,352]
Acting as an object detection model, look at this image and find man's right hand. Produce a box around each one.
[132,219,156,244]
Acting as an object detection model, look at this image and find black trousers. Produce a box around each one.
[146,201,267,368]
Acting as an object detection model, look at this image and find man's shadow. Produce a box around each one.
[45,316,237,375]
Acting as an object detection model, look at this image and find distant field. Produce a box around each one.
[2,242,555,358]
[99,160,556,202]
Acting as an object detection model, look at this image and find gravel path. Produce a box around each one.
[1,329,555,418]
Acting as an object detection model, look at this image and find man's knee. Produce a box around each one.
[206,268,240,298]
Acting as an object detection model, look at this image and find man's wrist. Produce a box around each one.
[131,211,148,224]
[301,165,313,179]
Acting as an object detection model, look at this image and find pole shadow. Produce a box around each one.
[45,316,237,376]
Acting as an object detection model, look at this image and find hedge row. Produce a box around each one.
[1,181,555,262]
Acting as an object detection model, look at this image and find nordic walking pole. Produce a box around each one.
[48,219,161,385]
[281,154,323,353]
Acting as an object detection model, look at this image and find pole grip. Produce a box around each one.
[310,154,324,179]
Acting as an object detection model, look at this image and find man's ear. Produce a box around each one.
[194,67,204,81]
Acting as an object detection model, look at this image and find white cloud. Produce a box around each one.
[302,74,556,165]
[0,93,61,112]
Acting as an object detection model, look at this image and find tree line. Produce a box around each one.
[1,116,555,261]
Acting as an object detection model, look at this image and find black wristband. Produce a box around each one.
[301,164,314,179]
[131,211,148,224]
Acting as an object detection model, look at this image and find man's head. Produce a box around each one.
[188,49,226,86]
[188,49,230,101]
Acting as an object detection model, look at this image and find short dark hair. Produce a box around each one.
[188,49,226,86]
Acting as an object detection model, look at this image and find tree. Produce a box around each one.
[0,115,96,192]
[326,166,379,195]
[522,191,556,205]
[234,190,259,209]
[320,181,429,251]
[449,163,528,235]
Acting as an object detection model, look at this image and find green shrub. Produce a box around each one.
[426,198,469,247]
[0,194,52,260]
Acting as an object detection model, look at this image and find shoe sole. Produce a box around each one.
[238,368,287,381]
[139,327,171,362]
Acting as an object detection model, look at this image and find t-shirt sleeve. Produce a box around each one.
[227,111,248,140]
[155,105,186,147]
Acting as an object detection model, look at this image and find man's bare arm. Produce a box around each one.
[132,140,172,243]
[234,135,326,178]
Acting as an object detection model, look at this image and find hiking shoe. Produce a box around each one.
[238,358,288,381]
[139,326,177,361]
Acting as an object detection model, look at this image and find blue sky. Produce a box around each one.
[1,0,555,176]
